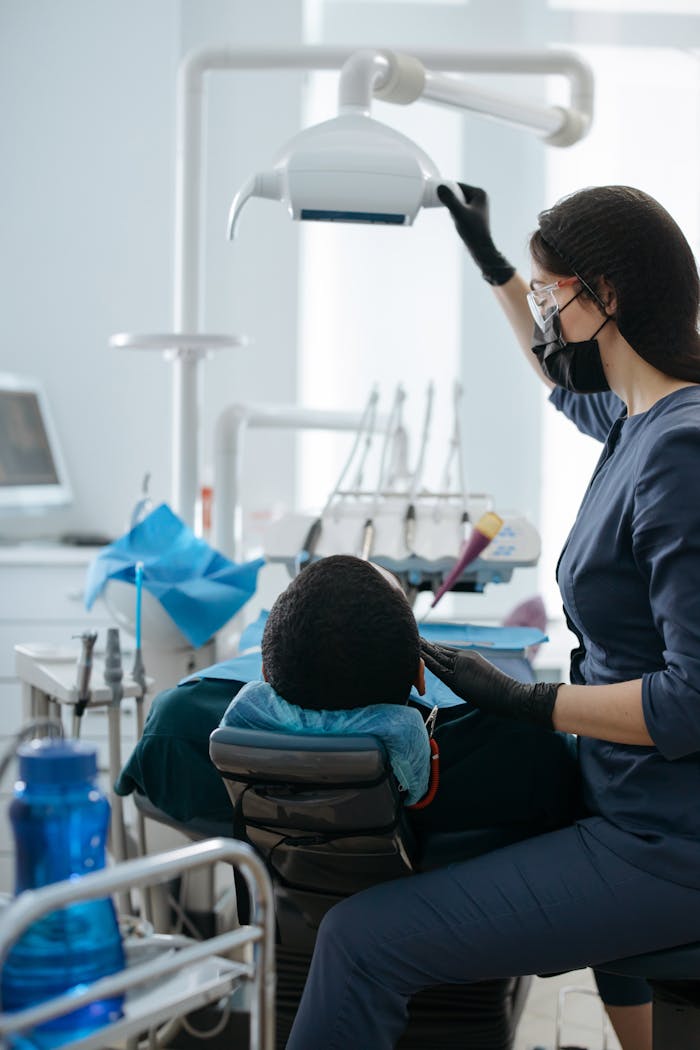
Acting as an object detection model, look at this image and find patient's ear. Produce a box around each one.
[261,662,268,683]
[414,657,426,696]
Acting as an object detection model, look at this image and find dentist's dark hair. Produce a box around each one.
[530,185,700,382]
[261,555,420,711]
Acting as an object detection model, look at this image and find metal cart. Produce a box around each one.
[0,838,275,1050]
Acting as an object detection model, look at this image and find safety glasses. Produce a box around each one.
[526,276,579,327]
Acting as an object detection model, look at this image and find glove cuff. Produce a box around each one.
[482,262,517,287]
[520,681,561,730]
[464,240,515,286]
[479,246,516,286]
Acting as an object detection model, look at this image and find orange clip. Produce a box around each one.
[407,738,440,811]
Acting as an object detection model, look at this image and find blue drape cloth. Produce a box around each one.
[85,503,264,648]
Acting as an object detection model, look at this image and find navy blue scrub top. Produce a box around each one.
[550,385,700,889]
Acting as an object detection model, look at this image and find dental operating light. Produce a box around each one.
[227,48,592,239]
[227,112,459,236]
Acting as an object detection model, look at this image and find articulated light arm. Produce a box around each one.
[372,49,593,146]
[422,73,576,143]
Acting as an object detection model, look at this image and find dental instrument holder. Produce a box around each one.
[211,395,531,603]
[263,493,540,595]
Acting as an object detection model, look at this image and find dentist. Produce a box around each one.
[286,185,700,1050]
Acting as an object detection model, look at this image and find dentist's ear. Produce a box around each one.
[261,663,269,683]
[597,275,618,316]
[414,657,426,696]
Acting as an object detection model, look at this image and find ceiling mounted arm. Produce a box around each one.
[374,49,593,147]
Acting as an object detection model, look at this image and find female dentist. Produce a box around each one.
[286,185,700,1050]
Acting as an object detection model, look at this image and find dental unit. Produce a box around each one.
[261,388,540,601]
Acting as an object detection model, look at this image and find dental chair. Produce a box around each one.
[209,725,531,1050]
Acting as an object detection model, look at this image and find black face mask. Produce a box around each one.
[531,293,611,394]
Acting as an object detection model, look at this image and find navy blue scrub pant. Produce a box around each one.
[286,821,700,1050]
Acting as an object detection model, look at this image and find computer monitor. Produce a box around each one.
[0,373,72,512]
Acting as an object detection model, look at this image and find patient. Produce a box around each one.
[221,555,580,840]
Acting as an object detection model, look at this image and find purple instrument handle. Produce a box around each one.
[431,529,494,608]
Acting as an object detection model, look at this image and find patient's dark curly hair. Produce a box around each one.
[261,555,420,711]
[530,185,700,382]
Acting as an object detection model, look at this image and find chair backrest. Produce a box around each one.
[210,728,533,1044]
[209,726,416,900]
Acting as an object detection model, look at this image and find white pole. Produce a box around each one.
[172,55,207,522]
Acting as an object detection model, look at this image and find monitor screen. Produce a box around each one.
[0,375,71,511]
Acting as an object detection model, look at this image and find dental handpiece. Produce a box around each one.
[360,518,375,561]
[295,516,323,574]
[73,631,98,724]
[404,503,416,554]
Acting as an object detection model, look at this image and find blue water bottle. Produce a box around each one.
[1,739,125,1047]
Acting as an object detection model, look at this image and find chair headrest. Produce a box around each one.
[209,726,389,785]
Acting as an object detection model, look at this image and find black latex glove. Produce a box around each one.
[420,638,560,730]
[437,183,516,287]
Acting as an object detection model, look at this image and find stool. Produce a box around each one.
[599,942,700,1049]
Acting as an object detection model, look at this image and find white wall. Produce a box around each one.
[0,0,306,544]
[0,0,177,540]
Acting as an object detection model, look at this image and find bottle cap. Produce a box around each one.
[17,739,98,785]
